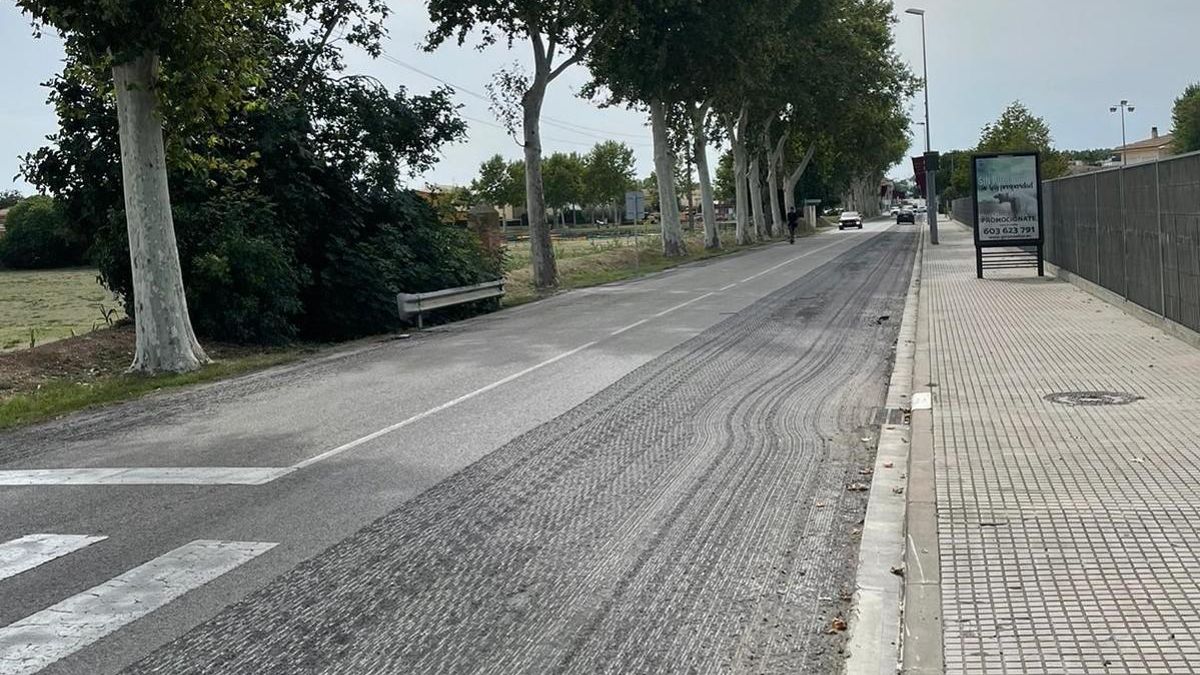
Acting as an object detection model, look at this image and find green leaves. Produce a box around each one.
[1171,83,1200,155]
[977,101,1068,179]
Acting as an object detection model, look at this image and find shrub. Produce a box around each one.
[0,196,82,269]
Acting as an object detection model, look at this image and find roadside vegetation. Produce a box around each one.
[0,325,308,431]
[0,268,124,350]
[503,224,792,306]
[2,0,903,428]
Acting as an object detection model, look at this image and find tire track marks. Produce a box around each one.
[128,230,917,675]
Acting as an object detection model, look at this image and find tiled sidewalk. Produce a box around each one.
[921,224,1200,674]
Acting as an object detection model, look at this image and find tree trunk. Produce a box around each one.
[692,104,719,249]
[684,156,696,232]
[766,145,784,238]
[522,77,556,289]
[731,107,754,245]
[112,52,209,374]
[650,99,686,257]
[785,144,816,229]
[749,154,767,239]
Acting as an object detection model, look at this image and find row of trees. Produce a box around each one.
[426,0,915,288]
[14,0,914,374]
[469,141,637,225]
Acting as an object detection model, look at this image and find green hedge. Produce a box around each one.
[0,196,84,269]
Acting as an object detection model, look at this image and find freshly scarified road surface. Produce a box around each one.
[127,230,917,674]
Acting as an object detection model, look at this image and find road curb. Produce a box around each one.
[901,228,943,673]
[844,225,923,674]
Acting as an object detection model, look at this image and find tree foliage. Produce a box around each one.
[0,195,84,269]
[583,141,636,209]
[1172,83,1200,155]
[23,1,499,343]
[542,152,585,212]
[0,190,23,209]
[977,101,1068,178]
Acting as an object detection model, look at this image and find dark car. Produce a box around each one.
[896,208,915,224]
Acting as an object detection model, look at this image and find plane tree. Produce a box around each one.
[14,0,291,372]
[425,0,627,288]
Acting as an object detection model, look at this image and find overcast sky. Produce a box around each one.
[3,0,1199,194]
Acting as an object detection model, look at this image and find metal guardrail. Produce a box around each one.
[397,280,505,328]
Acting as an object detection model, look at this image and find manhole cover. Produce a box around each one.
[1044,391,1142,406]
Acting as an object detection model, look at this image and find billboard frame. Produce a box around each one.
[970,151,1045,278]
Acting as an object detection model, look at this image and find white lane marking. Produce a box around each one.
[911,392,932,410]
[292,341,599,469]
[0,539,276,675]
[0,535,107,583]
[652,292,714,318]
[739,239,845,284]
[0,467,295,487]
[610,319,649,336]
[719,282,738,291]
[3,236,856,486]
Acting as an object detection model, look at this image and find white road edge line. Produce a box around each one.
[739,238,845,284]
[296,285,730,471]
[1,235,861,487]
[291,340,599,469]
[0,535,107,583]
[610,319,649,336]
[652,292,714,318]
[0,539,276,675]
[0,467,295,487]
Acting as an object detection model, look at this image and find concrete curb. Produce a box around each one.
[901,229,942,674]
[844,225,923,675]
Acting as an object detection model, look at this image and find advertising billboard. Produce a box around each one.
[971,152,1042,245]
[970,152,1044,278]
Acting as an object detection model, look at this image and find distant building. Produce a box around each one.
[1116,127,1174,165]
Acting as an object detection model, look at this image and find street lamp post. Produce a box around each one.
[905,7,937,244]
[1110,100,1134,165]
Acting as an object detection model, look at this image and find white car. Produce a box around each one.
[890,206,900,216]
[838,211,863,230]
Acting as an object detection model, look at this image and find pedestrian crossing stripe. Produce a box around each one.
[0,534,108,583]
[0,538,276,675]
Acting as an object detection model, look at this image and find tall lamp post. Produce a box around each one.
[1110,100,1134,165]
[905,7,937,244]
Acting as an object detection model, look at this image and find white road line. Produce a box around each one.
[0,467,295,487]
[0,535,107,583]
[652,292,714,318]
[1,235,858,487]
[738,239,845,284]
[292,341,600,469]
[610,319,650,336]
[0,539,276,675]
[719,282,738,291]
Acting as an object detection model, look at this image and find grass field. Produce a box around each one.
[502,224,812,306]
[0,268,125,351]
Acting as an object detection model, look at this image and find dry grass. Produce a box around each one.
[0,268,125,351]
[503,225,813,306]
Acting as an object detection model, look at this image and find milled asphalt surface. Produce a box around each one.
[0,220,915,674]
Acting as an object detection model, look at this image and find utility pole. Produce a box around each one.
[906,7,938,244]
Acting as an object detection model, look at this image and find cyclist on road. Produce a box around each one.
[787,208,800,244]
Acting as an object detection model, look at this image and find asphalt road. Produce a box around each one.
[0,219,916,674]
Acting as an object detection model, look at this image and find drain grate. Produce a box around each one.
[1044,391,1142,406]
